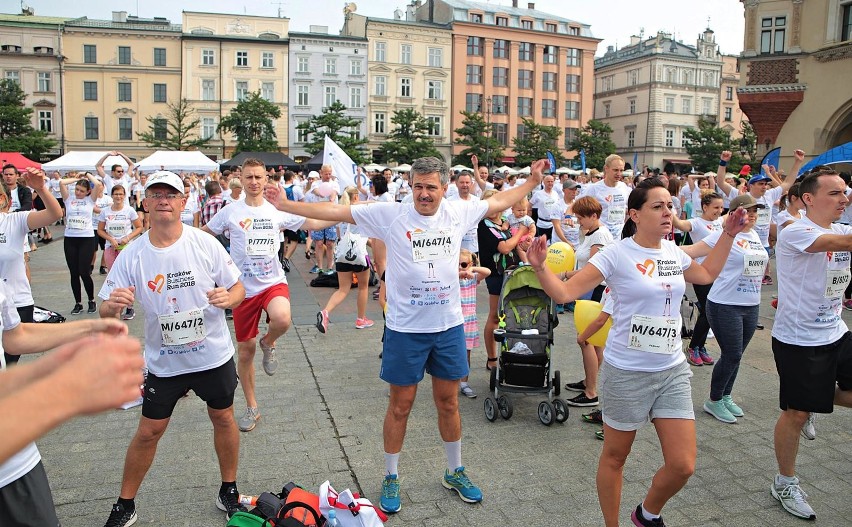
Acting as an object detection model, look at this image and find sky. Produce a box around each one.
[20,0,746,56]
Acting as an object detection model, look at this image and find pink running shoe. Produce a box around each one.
[355,317,375,329]
[316,310,329,334]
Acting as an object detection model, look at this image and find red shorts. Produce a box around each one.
[233,283,290,342]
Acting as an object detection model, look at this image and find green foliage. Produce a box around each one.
[734,120,758,168]
[452,111,503,167]
[683,116,742,172]
[137,98,211,151]
[512,118,563,168]
[0,79,55,159]
[378,109,443,163]
[566,119,615,171]
[296,101,368,164]
[218,91,281,153]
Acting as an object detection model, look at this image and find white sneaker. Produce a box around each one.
[771,477,816,520]
[237,407,260,432]
[259,336,278,376]
[460,384,477,399]
[801,413,816,440]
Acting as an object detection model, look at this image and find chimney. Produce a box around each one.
[394,8,403,20]
[528,2,535,9]
[309,25,329,34]
[630,35,640,46]
[112,11,127,23]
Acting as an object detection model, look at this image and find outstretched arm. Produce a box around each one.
[485,159,546,215]
[265,184,355,224]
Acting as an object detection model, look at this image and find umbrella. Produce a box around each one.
[394,164,412,172]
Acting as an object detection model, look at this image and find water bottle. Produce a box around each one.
[326,509,340,527]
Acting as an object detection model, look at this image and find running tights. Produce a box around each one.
[64,236,96,304]
[705,300,759,401]
[688,282,712,350]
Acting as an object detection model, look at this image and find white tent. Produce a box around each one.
[42,151,130,173]
[393,163,412,172]
[363,163,385,172]
[496,165,518,175]
[450,164,470,172]
[135,151,219,173]
[518,166,532,174]
[555,166,573,175]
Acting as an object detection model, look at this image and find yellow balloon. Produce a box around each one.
[574,299,613,347]
[545,242,576,274]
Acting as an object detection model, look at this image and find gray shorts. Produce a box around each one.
[599,359,695,431]
[0,460,61,527]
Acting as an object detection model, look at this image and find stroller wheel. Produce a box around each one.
[489,367,497,392]
[497,395,513,420]
[552,370,561,397]
[552,398,569,423]
[484,397,498,422]
[538,401,555,426]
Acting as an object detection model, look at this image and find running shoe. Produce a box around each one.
[87,300,97,314]
[686,347,703,366]
[103,502,137,527]
[121,308,135,321]
[355,317,375,329]
[565,380,586,392]
[316,310,329,334]
[100,265,108,275]
[324,269,335,275]
[281,257,291,273]
[721,395,744,417]
[259,337,278,375]
[703,399,737,423]
[555,304,565,314]
[442,467,482,503]
[225,308,233,320]
[631,504,666,526]
[762,275,773,286]
[460,384,477,399]
[801,413,816,440]
[309,265,320,274]
[237,407,260,432]
[698,347,714,365]
[216,486,248,519]
[771,477,816,520]
[566,393,599,407]
[379,474,401,513]
[582,409,603,424]
[71,303,83,315]
[594,429,604,441]
[844,299,852,311]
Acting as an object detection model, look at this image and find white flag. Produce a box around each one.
[323,135,357,193]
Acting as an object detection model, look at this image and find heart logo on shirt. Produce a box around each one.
[736,239,749,250]
[827,251,833,261]
[239,218,253,230]
[147,274,165,294]
[635,259,656,277]
[605,195,613,202]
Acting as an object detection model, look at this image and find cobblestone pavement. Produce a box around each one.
[24,229,852,526]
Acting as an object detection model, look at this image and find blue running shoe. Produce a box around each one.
[379,474,401,513]
[442,466,482,503]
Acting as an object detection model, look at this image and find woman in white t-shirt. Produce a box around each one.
[97,184,143,271]
[179,178,200,227]
[775,182,804,231]
[59,173,103,315]
[526,178,747,527]
[368,175,392,302]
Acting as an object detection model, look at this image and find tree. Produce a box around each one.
[736,120,758,166]
[567,119,616,171]
[296,101,368,164]
[378,109,443,163]
[452,111,503,167]
[0,79,55,159]
[512,118,563,168]
[683,116,740,172]
[137,98,211,151]
[217,91,281,153]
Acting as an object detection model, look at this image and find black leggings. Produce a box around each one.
[3,305,34,366]
[64,236,97,303]
[688,282,713,349]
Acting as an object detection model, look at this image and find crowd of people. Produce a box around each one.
[1,146,851,527]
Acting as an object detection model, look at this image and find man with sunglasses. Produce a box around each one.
[98,171,248,526]
[96,151,135,206]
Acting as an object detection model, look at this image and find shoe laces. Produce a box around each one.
[242,407,258,420]
[778,482,809,504]
[382,476,400,498]
[105,504,132,527]
[219,486,243,511]
[448,467,474,488]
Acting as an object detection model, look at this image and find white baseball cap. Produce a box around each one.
[144,170,184,193]
[308,171,320,179]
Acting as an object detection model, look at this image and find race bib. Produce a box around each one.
[66,215,91,231]
[246,232,276,256]
[627,315,679,354]
[743,253,768,277]
[756,207,771,226]
[608,207,625,225]
[410,230,453,263]
[824,268,851,298]
[159,309,206,346]
[107,223,127,237]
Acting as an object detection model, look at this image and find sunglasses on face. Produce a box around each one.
[459,262,470,269]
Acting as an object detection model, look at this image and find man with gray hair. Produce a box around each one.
[266,156,547,514]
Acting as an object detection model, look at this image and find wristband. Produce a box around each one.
[718,160,728,167]
[723,230,735,238]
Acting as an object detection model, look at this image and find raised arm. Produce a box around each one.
[23,168,62,229]
[265,183,355,224]
[470,154,488,192]
[715,150,734,196]
[95,151,113,179]
[485,158,546,215]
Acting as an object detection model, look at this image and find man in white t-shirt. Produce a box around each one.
[96,151,134,206]
[770,167,852,521]
[530,175,561,242]
[269,156,545,514]
[98,171,248,526]
[579,154,631,239]
[449,171,481,253]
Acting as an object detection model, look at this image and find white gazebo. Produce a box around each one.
[393,163,412,172]
[42,151,130,173]
[135,151,219,173]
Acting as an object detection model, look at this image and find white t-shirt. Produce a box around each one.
[772,216,852,346]
[687,216,723,263]
[48,178,62,198]
[703,229,767,306]
[589,238,691,372]
[753,186,784,246]
[351,199,489,332]
[94,196,113,225]
[689,187,706,218]
[98,227,241,376]
[0,281,41,489]
[717,185,738,209]
[575,226,614,271]
[557,203,581,247]
[776,209,803,230]
[64,196,96,237]
[282,183,305,202]
[206,200,304,297]
[0,212,33,307]
[530,189,561,228]
[98,205,139,248]
[180,197,200,226]
[581,181,631,239]
[104,175,132,206]
[449,194,481,253]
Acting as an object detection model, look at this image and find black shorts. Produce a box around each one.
[142,359,238,419]
[772,332,852,413]
[485,273,503,296]
[94,230,106,250]
[283,229,300,243]
[335,262,369,273]
[0,461,60,527]
[56,197,64,210]
[33,196,46,211]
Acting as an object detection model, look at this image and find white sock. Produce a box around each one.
[444,440,461,473]
[775,474,798,487]
[383,452,399,476]
[641,503,660,521]
[460,382,469,389]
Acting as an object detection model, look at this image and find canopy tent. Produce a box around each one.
[554,166,572,175]
[797,142,852,176]
[518,166,532,174]
[135,151,219,173]
[393,163,412,172]
[362,163,385,172]
[223,151,299,170]
[303,150,324,172]
[450,164,471,172]
[496,165,518,175]
[42,151,129,173]
[0,152,40,171]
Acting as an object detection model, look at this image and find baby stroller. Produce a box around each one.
[484,265,568,426]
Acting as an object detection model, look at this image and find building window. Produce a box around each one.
[546,23,557,33]
[761,16,786,53]
[202,117,216,139]
[627,129,635,148]
[153,118,167,140]
[38,110,52,133]
[374,76,386,96]
[297,56,309,73]
[519,42,533,61]
[665,96,675,113]
[428,47,443,67]
[518,97,532,117]
[202,49,215,65]
[521,19,533,30]
[466,65,482,84]
[724,107,733,122]
[465,93,482,112]
[324,58,337,74]
[427,80,443,100]
[518,69,533,89]
[400,44,412,64]
[236,51,248,67]
[702,98,713,115]
[681,132,691,148]
[566,74,580,93]
[543,45,557,64]
[350,60,362,75]
[426,116,442,136]
[375,41,386,62]
[374,112,385,134]
[517,123,526,141]
[261,82,274,102]
[603,102,611,118]
[153,83,167,103]
[202,80,215,101]
[493,123,508,146]
[470,13,482,23]
[492,95,507,114]
[601,75,613,91]
[569,26,580,35]
[37,72,52,92]
[665,128,674,147]
[665,68,676,83]
[324,86,337,107]
[83,81,97,101]
[118,117,132,140]
[349,125,362,141]
[565,101,579,120]
[236,81,249,101]
[259,51,273,69]
[682,97,692,114]
[118,46,131,65]
[493,39,509,59]
[84,44,96,64]
[629,98,636,114]
[566,48,580,66]
[297,119,310,142]
[4,71,20,85]
[683,70,694,85]
[153,48,166,67]
[400,77,412,97]
[628,69,639,86]
[564,127,577,149]
[492,67,508,87]
[542,99,556,118]
[85,117,98,139]
[843,3,852,41]
[350,87,362,108]
[467,36,483,56]
[726,86,734,101]
[543,72,557,91]
[496,16,508,27]
[297,85,309,106]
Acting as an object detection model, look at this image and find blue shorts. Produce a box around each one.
[380,324,468,385]
[310,227,338,242]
